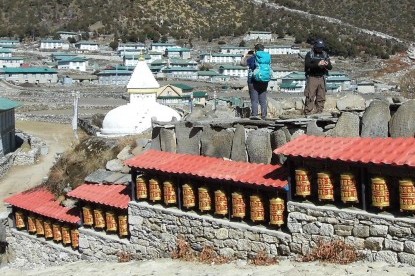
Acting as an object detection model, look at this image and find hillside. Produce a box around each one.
[0,0,409,57]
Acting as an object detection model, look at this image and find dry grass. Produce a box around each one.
[249,251,279,266]
[171,237,197,261]
[116,251,134,263]
[302,240,361,265]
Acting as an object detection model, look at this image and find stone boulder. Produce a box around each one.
[361,100,390,138]
[117,145,134,161]
[306,120,325,136]
[201,127,234,159]
[246,129,272,164]
[175,122,202,155]
[327,112,360,137]
[337,94,366,111]
[324,95,339,111]
[106,159,125,172]
[389,100,415,137]
[159,128,176,153]
[230,124,247,162]
[271,128,290,164]
[267,98,283,118]
[150,127,161,150]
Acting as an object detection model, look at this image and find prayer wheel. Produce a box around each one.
[82,205,94,226]
[136,176,148,200]
[163,181,177,205]
[317,172,334,201]
[399,179,415,211]
[198,186,212,212]
[52,223,62,242]
[62,225,71,246]
[44,220,53,239]
[118,215,129,237]
[35,217,44,236]
[15,211,25,229]
[214,189,228,216]
[149,178,162,202]
[250,195,265,222]
[182,183,196,209]
[295,169,311,197]
[70,229,79,249]
[340,173,359,203]
[231,192,246,219]
[269,197,285,226]
[371,177,390,209]
[106,211,118,232]
[93,208,105,229]
[27,215,37,234]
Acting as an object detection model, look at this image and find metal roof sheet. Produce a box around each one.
[125,150,288,189]
[274,135,415,167]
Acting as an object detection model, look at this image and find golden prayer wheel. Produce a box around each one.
[106,211,118,232]
[52,223,62,242]
[93,209,105,229]
[70,229,79,249]
[269,197,285,226]
[232,192,246,219]
[317,172,334,201]
[149,178,162,202]
[82,205,94,226]
[399,179,415,211]
[15,211,25,229]
[136,176,148,200]
[182,184,196,209]
[340,173,359,203]
[250,195,265,222]
[214,190,228,216]
[163,181,177,205]
[62,225,71,246]
[27,215,37,234]
[295,169,311,197]
[44,220,53,239]
[118,215,129,237]
[371,177,390,209]
[35,217,44,236]
[198,186,212,212]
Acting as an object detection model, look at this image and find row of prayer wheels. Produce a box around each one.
[14,211,79,249]
[82,205,129,237]
[136,176,286,226]
[295,169,415,211]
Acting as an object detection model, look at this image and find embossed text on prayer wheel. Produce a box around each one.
[399,179,415,211]
[44,220,53,239]
[214,190,228,216]
[371,177,390,209]
[136,176,148,200]
[269,198,285,226]
[317,172,334,201]
[231,192,246,218]
[71,229,79,249]
[340,173,358,203]
[82,206,93,226]
[35,217,44,236]
[295,169,311,197]
[94,209,105,229]
[182,184,195,208]
[52,223,62,242]
[149,178,162,202]
[163,181,177,205]
[118,215,129,237]
[198,187,212,212]
[250,195,265,222]
[62,226,71,245]
[27,215,37,234]
[15,211,25,229]
[106,211,117,232]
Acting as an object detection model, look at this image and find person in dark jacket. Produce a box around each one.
[303,39,332,115]
[240,44,269,119]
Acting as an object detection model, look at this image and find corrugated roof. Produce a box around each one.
[0,97,21,110]
[67,184,131,209]
[125,150,288,189]
[3,67,57,74]
[4,187,80,224]
[274,135,415,167]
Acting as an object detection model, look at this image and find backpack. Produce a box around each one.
[252,51,272,82]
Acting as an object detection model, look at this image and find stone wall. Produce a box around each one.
[0,153,14,179]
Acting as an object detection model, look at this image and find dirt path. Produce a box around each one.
[0,121,77,211]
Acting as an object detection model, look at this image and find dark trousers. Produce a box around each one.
[248,81,268,118]
[304,76,326,113]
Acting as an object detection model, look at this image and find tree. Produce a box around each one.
[109,40,118,51]
[239,40,246,47]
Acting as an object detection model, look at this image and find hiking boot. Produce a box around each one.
[249,115,261,120]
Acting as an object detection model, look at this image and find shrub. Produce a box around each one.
[302,239,361,264]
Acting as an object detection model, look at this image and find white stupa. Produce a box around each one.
[99,58,181,136]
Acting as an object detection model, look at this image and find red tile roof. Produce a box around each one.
[125,150,288,189]
[67,184,130,209]
[4,187,80,224]
[274,135,415,167]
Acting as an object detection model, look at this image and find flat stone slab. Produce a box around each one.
[84,169,114,184]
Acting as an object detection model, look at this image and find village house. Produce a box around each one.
[266,45,300,55]
[0,97,20,156]
[160,67,198,80]
[0,57,24,68]
[147,51,163,63]
[220,46,249,55]
[201,53,243,64]
[40,39,70,50]
[117,43,146,56]
[218,65,248,79]
[0,49,12,58]
[244,31,272,41]
[96,69,132,85]
[74,41,99,52]
[326,72,352,91]
[56,31,80,41]
[51,52,78,62]
[0,39,19,47]
[279,71,306,93]
[164,47,191,59]
[0,67,58,84]
[123,54,152,67]
[197,70,221,81]
[150,42,179,53]
[157,84,208,106]
[57,56,88,72]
